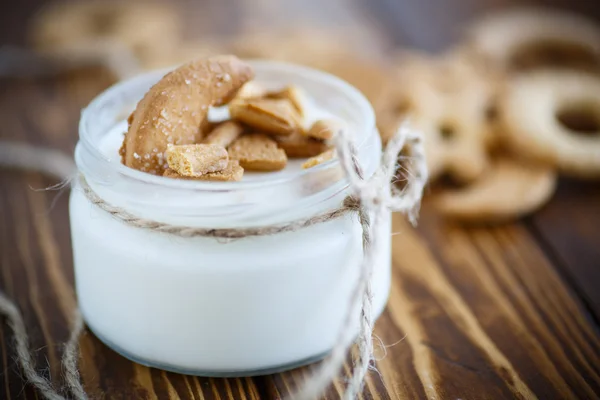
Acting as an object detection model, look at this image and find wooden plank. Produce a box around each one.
[360,0,600,335]
[527,179,600,322]
[0,173,47,400]
[1,0,600,398]
[4,179,599,398]
[393,212,600,399]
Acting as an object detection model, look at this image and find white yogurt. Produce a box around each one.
[70,61,390,375]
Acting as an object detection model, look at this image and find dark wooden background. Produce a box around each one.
[1,0,599,399]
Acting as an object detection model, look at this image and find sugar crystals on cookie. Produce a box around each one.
[122,55,254,175]
[117,54,350,185]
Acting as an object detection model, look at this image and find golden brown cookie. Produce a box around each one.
[467,8,600,72]
[228,133,288,171]
[229,98,302,136]
[276,131,331,158]
[165,144,228,177]
[234,81,269,101]
[382,50,496,183]
[305,119,343,141]
[434,157,557,222]
[203,121,244,148]
[500,70,600,177]
[302,149,336,169]
[266,86,307,117]
[122,55,253,174]
[163,160,244,182]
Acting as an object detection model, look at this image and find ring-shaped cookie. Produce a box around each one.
[381,50,494,183]
[500,71,600,177]
[468,8,600,72]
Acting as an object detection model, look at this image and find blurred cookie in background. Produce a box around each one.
[22,2,600,225]
[499,70,600,178]
[466,7,600,73]
[231,28,390,106]
[28,1,182,78]
[383,7,600,224]
[432,155,557,223]
[139,40,227,71]
[378,48,497,183]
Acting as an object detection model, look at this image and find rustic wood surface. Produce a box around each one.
[1,0,600,399]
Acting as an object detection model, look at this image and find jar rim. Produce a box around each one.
[77,59,377,192]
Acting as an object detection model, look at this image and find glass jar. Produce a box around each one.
[70,61,391,376]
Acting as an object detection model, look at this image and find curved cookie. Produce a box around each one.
[123,55,254,174]
[467,8,600,72]
[500,71,600,177]
[434,157,557,222]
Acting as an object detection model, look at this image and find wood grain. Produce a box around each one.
[1,0,600,399]
[528,179,600,322]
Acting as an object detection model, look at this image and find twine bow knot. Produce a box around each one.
[293,122,427,400]
[337,122,427,224]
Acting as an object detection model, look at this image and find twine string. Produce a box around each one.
[0,291,77,400]
[0,122,426,400]
[293,123,426,400]
[79,176,361,239]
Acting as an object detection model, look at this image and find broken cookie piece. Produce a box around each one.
[266,85,306,117]
[163,160,244,182]
[166,144,228,177]
[122,55,254,175]
[116,55,350,182]
[302,149,336,169]
[276,131,331,158]
[228,133,288,171]
[229,98,301,136]
[304,119,342,140]
[202,121,244,148]
[234,81,269,101]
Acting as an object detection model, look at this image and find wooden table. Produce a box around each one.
[1,0,599,398]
